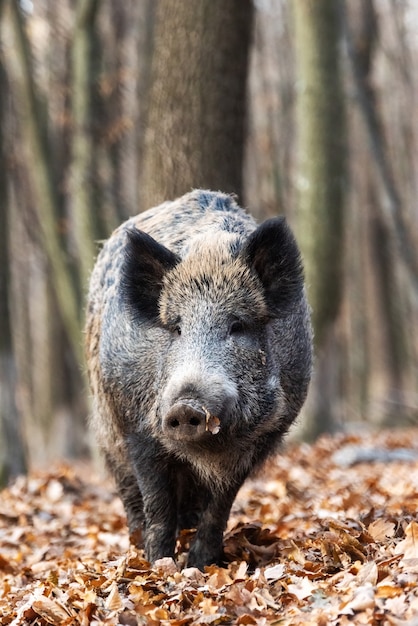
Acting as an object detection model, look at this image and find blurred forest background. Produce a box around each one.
[0,0,417,485]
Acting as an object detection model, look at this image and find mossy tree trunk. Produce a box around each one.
[0,60,27,486]
[293,0,347,437]
[70,0,101,291]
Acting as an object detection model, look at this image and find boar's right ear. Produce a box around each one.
[241,217,304,317]
[121,228,180,323]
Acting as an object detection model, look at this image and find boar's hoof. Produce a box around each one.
[163,402,207,441]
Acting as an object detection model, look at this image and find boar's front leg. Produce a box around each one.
[105,453,145,545]
[176,467,205,532]
[187,483,241,570]
[127,435,177,562]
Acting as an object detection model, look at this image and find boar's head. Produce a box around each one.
[121,217,305,448]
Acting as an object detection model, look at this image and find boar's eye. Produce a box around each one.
[164,318,181,336]
[229,320,244,336]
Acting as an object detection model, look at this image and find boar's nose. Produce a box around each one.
[162,401,207,441]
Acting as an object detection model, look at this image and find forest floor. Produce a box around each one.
[2,428,418,625]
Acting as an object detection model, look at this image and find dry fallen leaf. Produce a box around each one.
[395,521,418,560]
[154,556,178,575]
[264,563,285,581]
[287,576,316,601]
[356,561,378,586]
[32,597,72,624]
[368,518,396,541]
[105,581,123,611]
[340,583,375,614]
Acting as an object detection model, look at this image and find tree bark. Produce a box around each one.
[293,0,346,347]
[0,59,27,485]
[140,0,253,210]
[6,1,83,365]
[345,0,408,405]
[70,0,101,290]
[293,0,347,437]
[342,0,418,292]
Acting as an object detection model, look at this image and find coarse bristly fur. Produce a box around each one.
[85,189,313,570]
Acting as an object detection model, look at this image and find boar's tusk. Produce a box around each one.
[202,405,221,435]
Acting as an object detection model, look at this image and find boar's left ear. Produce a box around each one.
[121,228,180,323]
[241,217,304,316]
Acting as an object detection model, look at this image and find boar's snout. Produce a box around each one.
[162,400,207,441]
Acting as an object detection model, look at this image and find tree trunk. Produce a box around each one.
[70,0,101,290]
[6,1,83,365]
[293,0,347,437]
[0,60,27,485]
[342,0,418,293]
[344,0,409,414]
[139,0,253,210]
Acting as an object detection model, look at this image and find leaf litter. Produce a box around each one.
[2,429,418,624]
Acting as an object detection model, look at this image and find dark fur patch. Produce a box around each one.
[241,217,304,316]
[121,228,180,324]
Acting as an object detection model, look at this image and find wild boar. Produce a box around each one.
[85,189,312,570]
